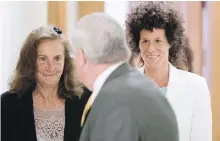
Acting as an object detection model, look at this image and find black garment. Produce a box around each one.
[1,86,91,141]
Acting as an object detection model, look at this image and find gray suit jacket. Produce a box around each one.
[80,63,179,141]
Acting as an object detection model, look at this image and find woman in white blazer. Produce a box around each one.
[125,2,212,141]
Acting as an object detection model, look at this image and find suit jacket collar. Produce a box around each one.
[103,62,132,86]
[81,63,130,128]
[85,62,132,122]
[90,61,125,106]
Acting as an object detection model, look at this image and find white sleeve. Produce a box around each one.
[190,78,212,141]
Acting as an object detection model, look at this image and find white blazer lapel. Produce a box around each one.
[137,63,185,103]
[166,63,184,104]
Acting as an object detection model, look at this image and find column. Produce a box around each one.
[208,2,220,141]
[185,2,204,75]
[48,1,67,32]
[77,1,104,20]
[0,2,47,94]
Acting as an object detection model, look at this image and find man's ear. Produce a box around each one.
[77,48,87,68]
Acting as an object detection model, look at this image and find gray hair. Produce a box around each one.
[71,12,131,64]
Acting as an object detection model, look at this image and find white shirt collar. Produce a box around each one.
[89,61,125,105]
[138,66,145,74]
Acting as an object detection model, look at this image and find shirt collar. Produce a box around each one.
[90,61,125,105]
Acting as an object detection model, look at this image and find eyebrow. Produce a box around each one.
[54,55,62,57]
[140,37,148,40]
[37,54,46,57]
[155,37,161,39]
[140,37,162,40]
[37,54,63,57]
[38,54,62,56]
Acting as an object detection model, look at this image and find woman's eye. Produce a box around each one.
[142,40,148,43]
[54,56,61,61]
[39,57,46,61]
[156,40,161,43]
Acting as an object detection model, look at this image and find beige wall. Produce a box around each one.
[78,1,104,20]
[185,2,204,75]
[48,1,67,33]
[208,2,220,141]
[175,2,204,75]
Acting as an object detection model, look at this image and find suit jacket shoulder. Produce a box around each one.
[81,63,178,141]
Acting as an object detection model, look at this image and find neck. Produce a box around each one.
[34,83,59,101]
[85,64,113,91]
[145,63,169,87]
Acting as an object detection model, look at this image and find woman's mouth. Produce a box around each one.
[43,73,57,77]
[146,55,159,59]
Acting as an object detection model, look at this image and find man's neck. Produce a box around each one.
[86,64,113,91]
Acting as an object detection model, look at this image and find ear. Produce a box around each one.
[76,48,87,68]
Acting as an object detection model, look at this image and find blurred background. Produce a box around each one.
[0,1,219,140]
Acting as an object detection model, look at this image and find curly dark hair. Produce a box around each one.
[9,25,83,99]
[185,37,193,72]
[126,2,189,70]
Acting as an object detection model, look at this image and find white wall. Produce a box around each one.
[0,2,48,94]
[66,1,78,55]
[104,1,128,29]
[0,3,4,94]
[202,2,212,89]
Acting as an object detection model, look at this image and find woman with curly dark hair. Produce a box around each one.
[1,25,91,141]
[126,2,212,141]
